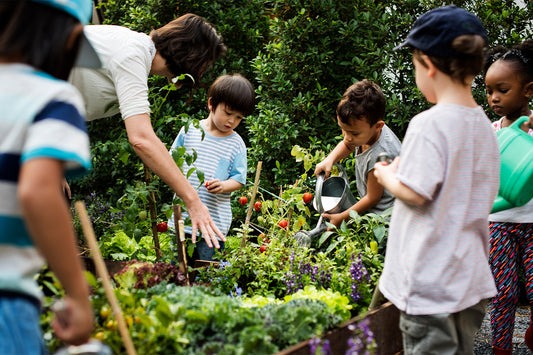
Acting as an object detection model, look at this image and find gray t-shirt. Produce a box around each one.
[354,124,402,214]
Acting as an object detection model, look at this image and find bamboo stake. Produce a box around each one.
[240,161,262,248]
[74,201,137,355]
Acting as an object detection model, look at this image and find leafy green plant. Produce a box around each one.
[42,280,354,354]
[98,229,175,262]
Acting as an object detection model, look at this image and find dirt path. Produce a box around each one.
[474,305,531,354]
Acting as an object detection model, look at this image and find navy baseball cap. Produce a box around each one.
[394,5,488,57]
[31,0,101,68]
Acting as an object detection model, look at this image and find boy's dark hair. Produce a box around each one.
[0,1,81,80]
[208,74,255,117]
[151,14,227,86]
[484,39,533,84]
[336,79,386,126]
[412,34,486,86]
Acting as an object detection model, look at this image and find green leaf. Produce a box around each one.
[325,240,339,255]
[373,224,385,243]
[317,230,333,247]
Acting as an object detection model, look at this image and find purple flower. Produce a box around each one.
[345,318,375,355]
[309,337,320,355]
[309,337,331,355]
[349,254,369,303]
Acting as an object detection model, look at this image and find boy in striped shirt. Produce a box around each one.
[169,74,255,262]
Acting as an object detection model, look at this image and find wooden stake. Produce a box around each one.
[173,204,189,285]
[240,161,262,248]
[74,201,137,355]
[144,167,161,260]
[285,206,293,239]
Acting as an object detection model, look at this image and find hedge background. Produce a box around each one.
[73,0,533,213]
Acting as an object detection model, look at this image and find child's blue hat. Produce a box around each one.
[394,5,488,58]
[31,0,102,68]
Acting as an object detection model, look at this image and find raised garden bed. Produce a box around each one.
[277,301,402,355]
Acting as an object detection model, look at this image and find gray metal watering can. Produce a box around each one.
[313,164,357,214]
[294,164,357,247]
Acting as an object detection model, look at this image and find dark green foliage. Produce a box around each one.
[82,0,532,218]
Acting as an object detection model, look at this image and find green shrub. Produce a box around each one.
[80,0,532,227]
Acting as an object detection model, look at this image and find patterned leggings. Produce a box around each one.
[489,222,533,349]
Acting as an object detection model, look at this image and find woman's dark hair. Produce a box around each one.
[484,39,533,84]
[336,79,386,126]
[413,34,487,85]
[151,13,227,86]
[0,1,81,80]
[208,74,255,117]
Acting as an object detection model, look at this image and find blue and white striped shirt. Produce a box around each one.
[168,121,247,237]
[0,64,91,300]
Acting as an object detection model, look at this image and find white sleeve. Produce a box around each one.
[109,48,152,120]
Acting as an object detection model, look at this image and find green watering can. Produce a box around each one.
[492,116,533,213]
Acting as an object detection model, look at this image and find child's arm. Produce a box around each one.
[373,158,426,207]
[322,169,385,227]
[205,178,243,194]
[18,158,93,346]
[314,140,355,178]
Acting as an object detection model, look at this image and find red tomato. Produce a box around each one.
[238,196,248,205]
[303,192,313,204]
[260,245,267,253]
[254,201,262,212]
[205,181,209,188]
[278,220,288,229]
[157,222,168,233]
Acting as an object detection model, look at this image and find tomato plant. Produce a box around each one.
[156,222,168,233]
[138,210,148,220]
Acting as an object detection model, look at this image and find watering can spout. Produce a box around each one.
[491,196,515,213]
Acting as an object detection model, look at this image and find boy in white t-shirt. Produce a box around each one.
[373,6,500,354]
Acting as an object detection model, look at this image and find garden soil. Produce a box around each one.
[474,303,531,354]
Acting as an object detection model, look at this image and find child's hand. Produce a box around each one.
[52,296,93,346]
[314,159,334,178]
[373,156,399,187]
[205,179,222,194]
[321,212,345,228]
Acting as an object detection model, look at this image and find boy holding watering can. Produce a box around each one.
[373,6,500,354]
[314,79,401,227]
[484,39,533,355]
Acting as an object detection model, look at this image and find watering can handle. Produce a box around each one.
[510,116,530,131]
[335,163,349,182]
[315,172,325,214]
